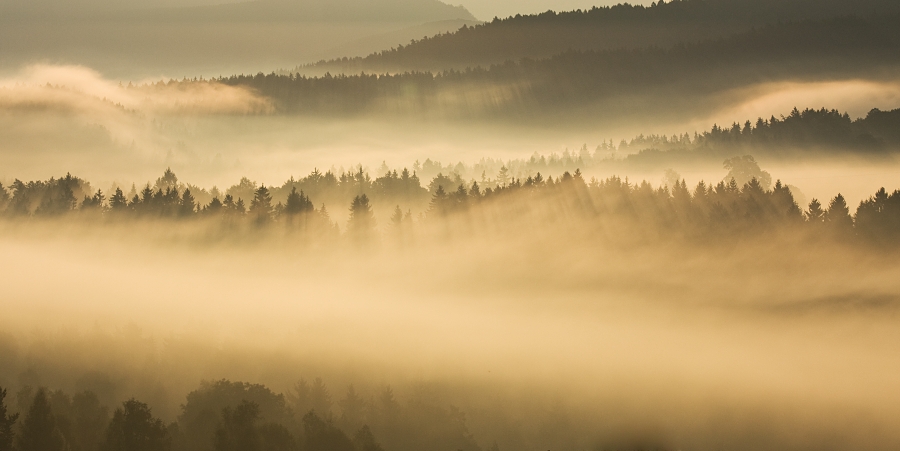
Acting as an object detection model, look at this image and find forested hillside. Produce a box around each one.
[197,16,900,122]
[298,0,900,75]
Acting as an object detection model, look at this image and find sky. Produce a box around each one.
[457,0,650,20]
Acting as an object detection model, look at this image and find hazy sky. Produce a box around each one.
[458,0,649,20]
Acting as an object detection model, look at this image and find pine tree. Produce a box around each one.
[249,185,273,224]
[347,195,375,236]
[101,399,169,451]
[180,189,196,216]
[214,401,260,451]
[284,187,313,216]
[824,193,853,230]
[0,182,10,214]
[806,198,825,223]
[390,206,404,227]
[206,197,223,215]
[109,188,128,211]
[0,387,18,451]
[16,389,66,451]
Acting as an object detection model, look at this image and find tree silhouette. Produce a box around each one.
[338,385,365,432]
[180,189,196,217]
[0,387,17,451]
[109,188,128,211]
[723,155,772,190]
[301,411,354,451]
[352,425,384,451]
[101,399,169,451]
[214,401,260,451]
[806,198,824,223]
[347,194,376,238]
[250,185,273,224]
[16,389,66,451]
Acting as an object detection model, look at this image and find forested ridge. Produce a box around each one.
[0,378,484,451]
[191,15,900,120]
[1,160,899,245]
[298,0,900,75]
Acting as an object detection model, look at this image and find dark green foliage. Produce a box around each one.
[0,387,17,451]
[101,399,169,451]
[16,389,67,451]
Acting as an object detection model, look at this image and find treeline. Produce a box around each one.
[299,0,900,75]
[2,160,900,245]
[0,378,482,451]
[201,15,900,120]
[615,107,900,167]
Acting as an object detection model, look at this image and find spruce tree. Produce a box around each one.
[0,387,18,451]
[101,399,169,451]
[16,389,66,451]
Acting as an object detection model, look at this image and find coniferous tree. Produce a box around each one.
[301,411,354,451]
[347,195,376,237]
[806,198,825,223]
[180,189,196,216]
[16,389,66,451]
[0,387,17,451]
[109,188,128,211]
[0,183,10,214]
[338,385,365,432]
[214,401,260,451]
[352,425,383,451]
[250,186,273,224]
[428,185,447,217]
[824,193,853,231]
[390,206,404,227]
[206,197,223,215]
[101,399,169,451]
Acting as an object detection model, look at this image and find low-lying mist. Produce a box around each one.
[2,164,900,450]
[2,64,900,193]
[3,63,900,451]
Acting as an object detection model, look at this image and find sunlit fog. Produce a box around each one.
[1,1,900,450]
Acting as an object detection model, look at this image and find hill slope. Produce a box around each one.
[208,16,900,125]
[299,0,900,75]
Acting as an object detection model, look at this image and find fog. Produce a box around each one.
[2,193,900,450]
[3,1,900,450]
[3,64,900,200]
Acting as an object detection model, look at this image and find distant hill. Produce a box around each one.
[0,0,477,78]
[299,0,900,75]
[206,15,900,124]
[0,0,476,21]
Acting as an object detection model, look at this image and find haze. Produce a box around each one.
[1,1,900,451]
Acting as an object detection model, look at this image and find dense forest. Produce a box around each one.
[297,0,900,75]
[181,15,900,121]
[1,158,899,245]
[0,377,487,451]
